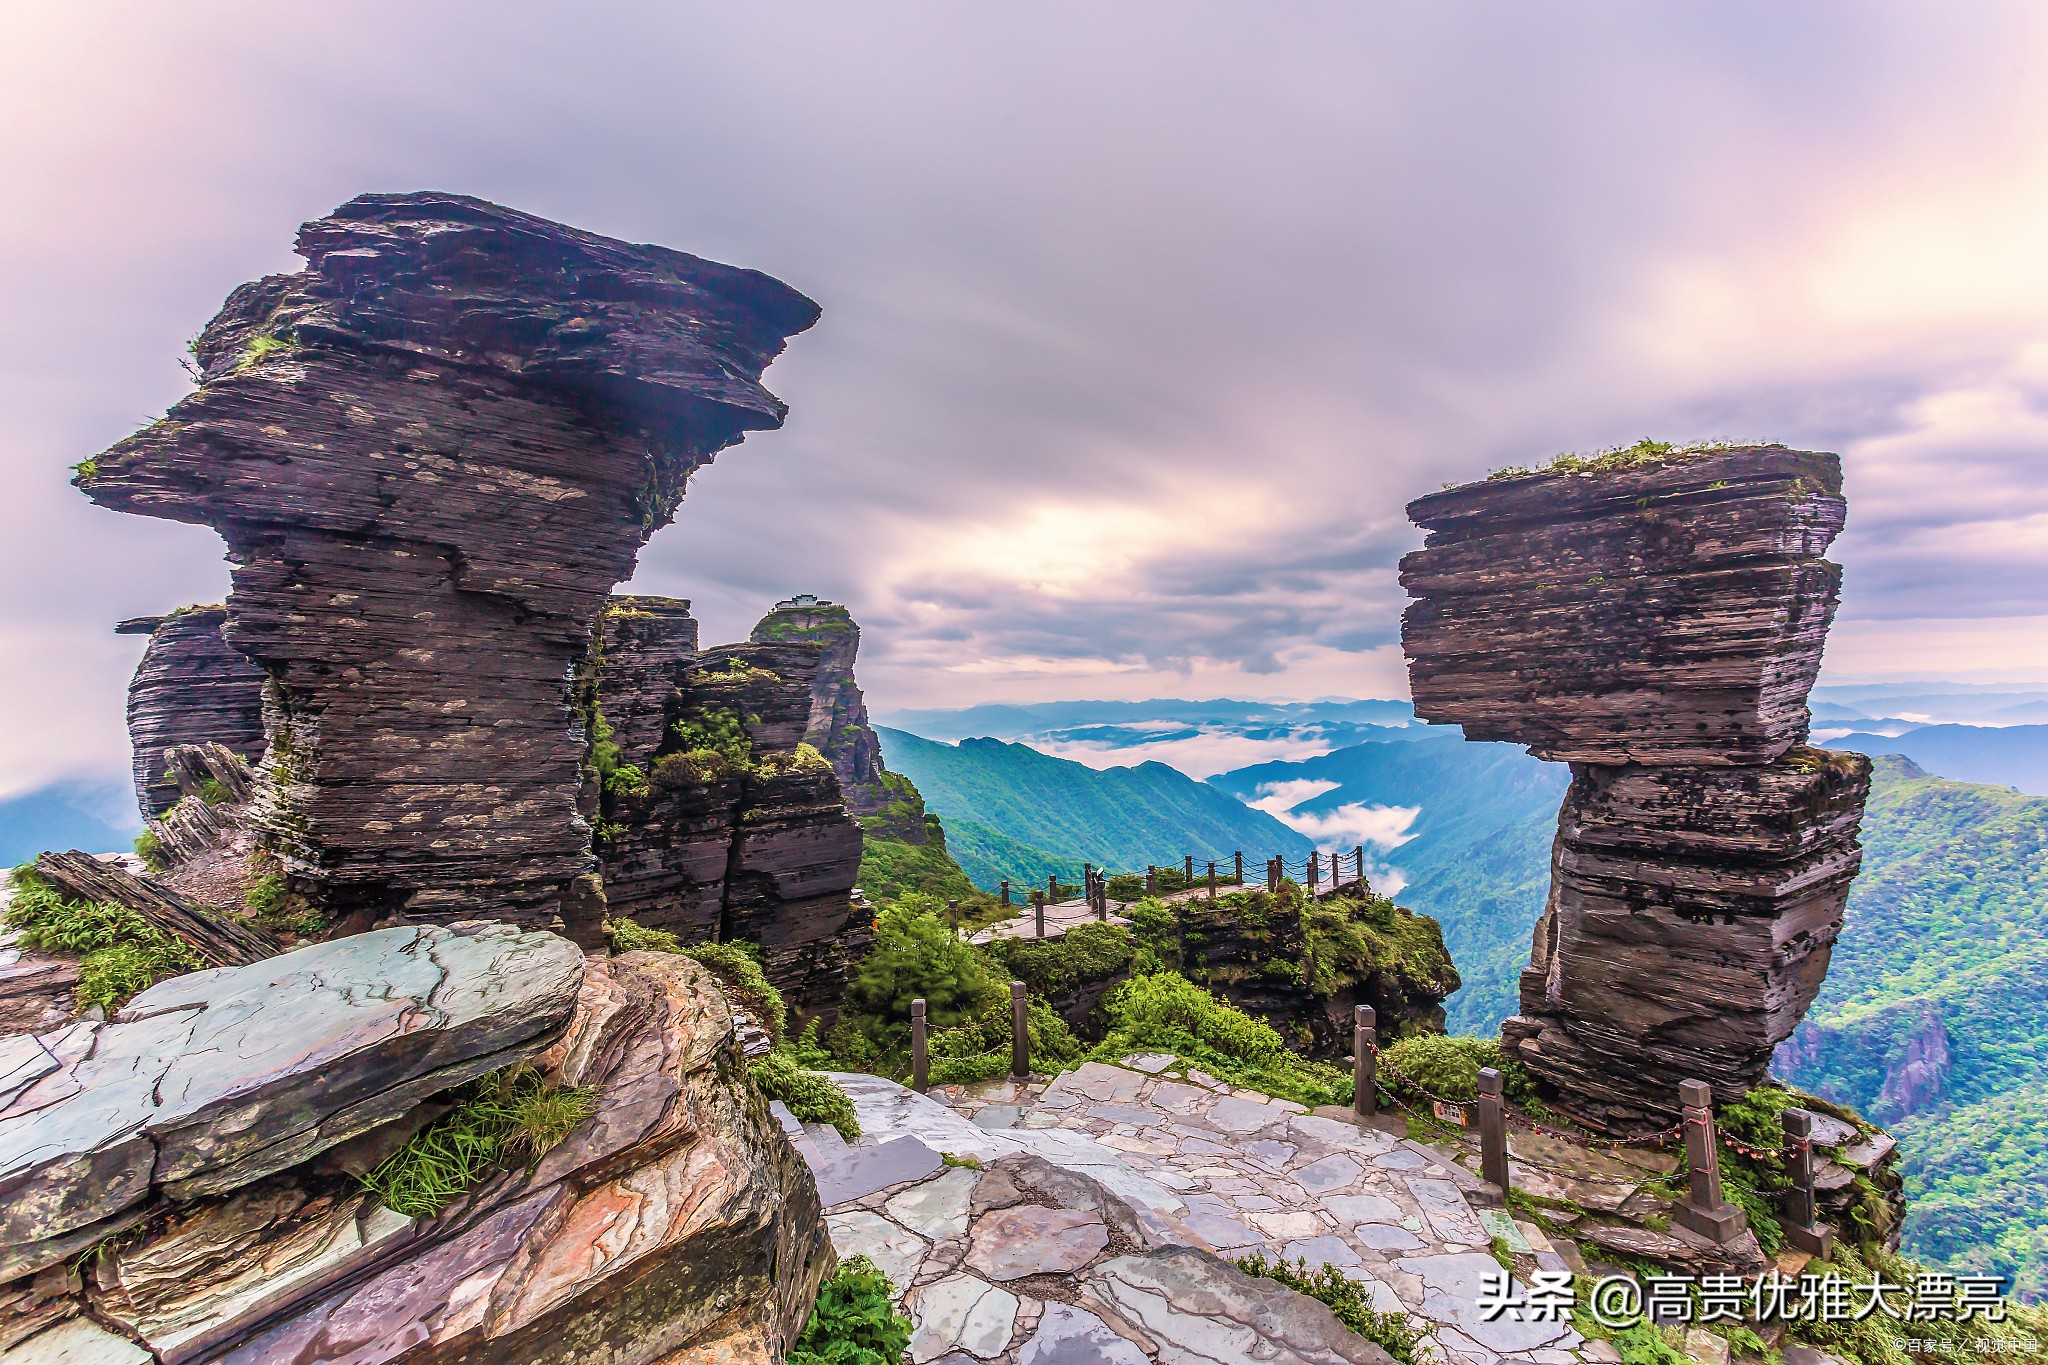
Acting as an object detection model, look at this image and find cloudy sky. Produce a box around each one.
[4,2,2046,794]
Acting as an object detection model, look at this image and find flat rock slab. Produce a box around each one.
[966,1204,1110,1280]
[0,923,581,1266]
[830,1209,930,1288]
[1086,1248,1395,1365]
[811,1134,946,1208]
[1017,1302,1150,1365]
[908,1273,1019,1363]
[1,1317,155,1365]
[886,1166,978,1240]
[1394,1252,1579,1353]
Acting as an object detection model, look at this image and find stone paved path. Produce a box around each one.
[969,899,1129,944]
[791,1057,1623,1365]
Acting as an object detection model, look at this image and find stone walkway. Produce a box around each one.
[789,1057,1623,1365]
[969,899,1129,945]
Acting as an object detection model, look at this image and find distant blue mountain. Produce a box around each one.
[1828,724,2048,797]
[875,727,1312,889]
[873,697,1418,746]
[0,777,140,866]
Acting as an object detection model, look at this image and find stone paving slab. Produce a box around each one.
[809,1060,1618,1365]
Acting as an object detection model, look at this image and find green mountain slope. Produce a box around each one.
[1774,756,2048,1299]
[875,728,1313,889]
[1212,736,1568,1032]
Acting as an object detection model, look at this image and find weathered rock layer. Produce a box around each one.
[77,192,819,932]
[117,608,268,819]
[1401,447,1869,1128]
[591,601,867,1020]
[0,929,832,1363]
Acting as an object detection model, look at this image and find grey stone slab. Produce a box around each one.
[1182,1211,1265,1250]
[1048,1063,1148,1104]
[972,1105,1023,1130]
[1370,1148,1429,1170]
[1018,1302,1151,1365]
[1151,1082,1210,1113]
[829,1209,930,1289]
[1,1317,154,1364]
[1207,1096,1289,1134]
[1124,1053,1177,1074]
[1323,1194,1405,1226]
[1086,1248,1394,1365]
[0,923,582,1264]
[811,1135,946,1208]
[1295,1153,1364,1194]
[1281,1234,1364,1270]
[1243,1138,1298,1168]
[966,1205,1110,1281]
[1088,1103,1163,1127]
[1353,1221,1426,1251]
[1404,1177,1486,1246]
[1393,1253,1574,1352]
[908,1274,1019,1364]
[886,1167,980,1241]
[1290,1112,1399,1154]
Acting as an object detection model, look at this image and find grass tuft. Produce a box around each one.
[750,1049,860,1140]
[3,865,200,1009]
[791,1254,912,1365]
[361,1067,597,1218]
[1234,1253,1424,1364]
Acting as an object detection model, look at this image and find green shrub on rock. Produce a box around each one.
[1381,1034,1541,1109]
[1090,971,1350,1107]
[791,1254,912,1365]
[1234,1253,1423,1364]
[605,919,788,1045]
[3,866,201,1010]
[750,1050,860,1141]
[363,1066,597,1218]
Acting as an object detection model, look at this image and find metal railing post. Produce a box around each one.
[911,998,929,1093]
[1309,850,1320,894]
[1183,854,1194,885]
[1206,860,1217,900]
[1145,865,1157,896]
[1000,879,1011,908]
[1010,981,1029,1079]
[1353,1004,1377,1118]
[1234,850,1243,884]
[1477,1067,1510,1193]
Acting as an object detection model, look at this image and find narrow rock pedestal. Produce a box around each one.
[1403,447,1870,1128]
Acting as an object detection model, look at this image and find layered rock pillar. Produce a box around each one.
[116,607,268,819]
[586,597,867,1019]
[75,192,819,931]
[1399,446,1870,1129]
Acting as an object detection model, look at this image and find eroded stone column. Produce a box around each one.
[77,192,819,931]
[1400,446,1869,1129]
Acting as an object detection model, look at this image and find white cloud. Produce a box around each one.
[1248,778,1340,815]
[1033,729,1334,779]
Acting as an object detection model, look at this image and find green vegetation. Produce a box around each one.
[1233,1253,1423,1364]
[984,921,1134,998]
[70,457,100,483]
[1380,1033,1540,1108]
[194,777,233,806]
[1779,1240,2047,1364]
[749,1050,860,1141]
[1485,437,1755,481]
[1089,971,1349,1107]
[790,1254,913,1365]
[1300,887,1460,1001]
[133,828,167,872]
[1773,757,2048,1298]
[362,1066,597,1217]
[605,918,788,1045]
[237,333,291,369]
[3,865,200,1010]
[243,870,327,938]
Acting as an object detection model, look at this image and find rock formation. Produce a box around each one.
[75,191,820,934]
[590,598,868,1021]
[0,925,832,1363]
[748,596,908,831]
[117,608,269,820]
[1400,446,1870,1129]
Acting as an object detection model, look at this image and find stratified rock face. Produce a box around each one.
[591,617,868,1019]
[0,936,832,1364]
[748,595,909,830]
[1402,447,1869,1128]
[76,192,819,930]
[1400,447,1846,765]
[0,923,582,1278]
[1509,752,1870,1126]
[116,607,268,819]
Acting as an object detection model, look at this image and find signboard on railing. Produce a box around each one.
[1433,1101,1468,1126]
